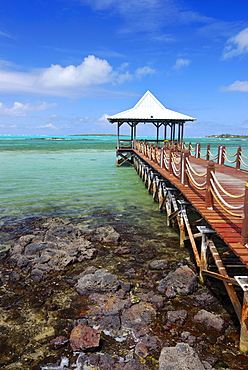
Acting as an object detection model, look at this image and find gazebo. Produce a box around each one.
[107,90,196,148]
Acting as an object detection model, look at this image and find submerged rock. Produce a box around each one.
[50,335,69,349]
[121,301,156,331]
[149,259,168,270]
[5,218,96,280]
[193,309,226,333]
[89,225,120,244]
[75,268,121,295]
[157,265,198,296]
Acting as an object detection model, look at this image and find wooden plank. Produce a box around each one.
[132,149,248,268]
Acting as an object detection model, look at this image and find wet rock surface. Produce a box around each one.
[5,218,96,281]
[159,343,206,370]
[0,216,247,369]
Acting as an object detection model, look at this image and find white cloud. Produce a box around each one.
[96,113,110,126]
[0,101,57,117]
[222,27,248,59]
[37,123,57,129]
[221,80,248,92]
[39,55,113,87]
[135,66,156,78]
[0,55,154,97]
[172,58,191,70]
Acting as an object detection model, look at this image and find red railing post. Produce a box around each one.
[205,161,215,209]
[180,150,189,186]
[160,146,164,169]
[206,144,210,161]
[218,145,225,165]
[195,142,201,158]
[236,146,241,170]
[241,183,248,245]
[169,148,174,175]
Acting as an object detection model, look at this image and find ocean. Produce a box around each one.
[0,135,247,250]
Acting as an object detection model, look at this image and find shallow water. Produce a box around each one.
[0,135,247,248]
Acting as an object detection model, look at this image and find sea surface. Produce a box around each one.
[0,135,247,250]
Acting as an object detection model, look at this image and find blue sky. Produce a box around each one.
[0,0,248,137]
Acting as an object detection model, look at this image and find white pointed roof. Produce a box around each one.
[108,91,196,122]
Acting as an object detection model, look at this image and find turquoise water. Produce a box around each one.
[0,135,247,247]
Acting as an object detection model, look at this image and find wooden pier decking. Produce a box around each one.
[133,150,248,267]
[117,141,248,352]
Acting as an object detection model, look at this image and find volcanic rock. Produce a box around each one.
[157,265,198,296]
[70,324,101,351]
[75,268,121,295]
[193,309,226,332]
[159,343,205,370]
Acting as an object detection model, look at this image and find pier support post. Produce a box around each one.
[235,277,248,353]
[197,226,215,283]
[241,183,248,245]
[205,161,215,210]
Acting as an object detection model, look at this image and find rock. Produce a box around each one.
[114,247,131,255]
[75,269,121,295]
[70,324,101,351]
[165,285,176,298]
[121,301,156,331]
[180,331,197,345]
[193,293,219,307]
[81,292,132,334]
[159,343,205,370]
[167,310,188,326]
[91,226,120,244]
[157,265,198,296]
[49,335,68,349]
[6,218,96,279]
[149,259,168,270]
[123,358,147,370]
[138,334,162,352]
[136,291,164,308]
[135,342,148,358]
[30,268,44,282]
[193,309,226,332]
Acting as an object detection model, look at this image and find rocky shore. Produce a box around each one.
[0,217,247,369]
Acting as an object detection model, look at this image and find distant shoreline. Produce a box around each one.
[205,134,248,138]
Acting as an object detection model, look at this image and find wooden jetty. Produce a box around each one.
[108,91,248,352]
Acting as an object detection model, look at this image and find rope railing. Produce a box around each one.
[171,159,181,177]
[172,152,181,165]
[209,179,243,217]
[210,172,245,199]
[133,140,248,242]
[199,151,208,158]
[240,157,248,170]
[186,165,207,190]
[224,154,237,164]
[241,151,248,160]
[224,150,237,158]
[209,152,218,160]
[186,158,207,177]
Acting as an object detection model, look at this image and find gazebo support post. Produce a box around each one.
[164,124,167,141]
[117,122,120,149]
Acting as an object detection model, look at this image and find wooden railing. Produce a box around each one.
[135,140,248,245]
